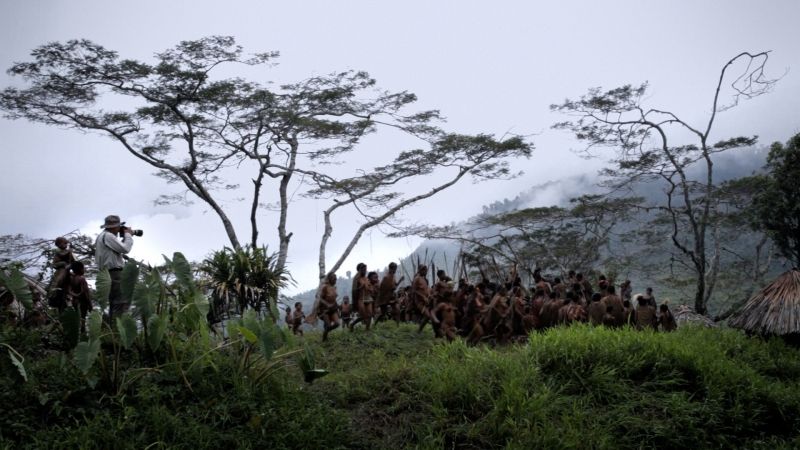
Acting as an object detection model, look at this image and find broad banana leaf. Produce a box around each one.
[116,314,138,349]
[147,313,168,351]
[132,276,159,321]
[94,269,111,310]
[171,252,195,293]
[119,261,139,306]
[74,339,101,375]
[0,269,33,310]
[88,310,103,341]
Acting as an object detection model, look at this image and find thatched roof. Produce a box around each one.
[729,269,800,335]
[674,304,717,328]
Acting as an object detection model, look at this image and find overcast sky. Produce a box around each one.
[2,0,799,293]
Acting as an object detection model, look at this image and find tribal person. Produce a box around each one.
[340,296,352,329]
[412,265,434,333]
[658,303,677,332]
[319,273,341,341]
[47,236,76,311]
[432,300,458,342]
[576,272,593,299]
[552,277,567,299]
[634,295,657,331]
[486,286,513,344]
[601,285,625,327]
[351,271,378,331]
[586,292,606,325]
[348,263,368,331]
[643,287,657,308]
[464,285,486,345]
[377,262,404,324]
[67,261,92,333]
[292,302,305,336]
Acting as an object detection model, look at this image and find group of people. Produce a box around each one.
[1,215,135,329]
[5,215,680,348]
[311,262,678,344]
[45,237,92,329]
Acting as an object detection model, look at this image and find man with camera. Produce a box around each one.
[95,215,140,320]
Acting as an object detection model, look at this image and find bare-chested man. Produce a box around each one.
[643,287,657,309]
[486,287,513,344]
[340,296,352,328]
[622,299,635,326]
[453,279,470,330]
[659,303,677,332]
[634,295,657,330]
[552,277,567,299]
[319,273,340,341]
[464,285,486,345]
[533,270,552,297]
[292,302,305,336]
[559,292,587,325]
[377,262,404,324]
[413,265,434,333]
[586,292,606,325]
[597,274,609,297]
[432,300,458,342]
[620,280,632,304]
[397,287,411,322]
[530,288,546,318]
[601,285,625,327]
[348,263,367,331]
[576,273,593,299]
[538,291,564,329]
[350,268,377,331]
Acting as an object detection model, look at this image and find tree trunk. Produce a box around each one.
[275,139,298,271]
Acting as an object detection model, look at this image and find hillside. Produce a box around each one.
[4,323,800,448]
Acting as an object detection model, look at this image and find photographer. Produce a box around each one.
[94,215,138,319]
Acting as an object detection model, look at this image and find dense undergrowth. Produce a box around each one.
[3,321,800,449]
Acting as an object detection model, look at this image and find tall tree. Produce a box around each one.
[306,133,533,279]
[0,37,441,270]
[752,133,800,267]
[551,51,777,314]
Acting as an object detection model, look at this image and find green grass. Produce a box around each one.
[304,322,800,449]
[3,322,800,448]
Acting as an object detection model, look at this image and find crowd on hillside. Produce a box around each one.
[2,236,679,345]
[302,262,678,343]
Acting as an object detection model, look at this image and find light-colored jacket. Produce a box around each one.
[94,230,133,270]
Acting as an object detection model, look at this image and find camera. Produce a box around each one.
[120,225,144,237]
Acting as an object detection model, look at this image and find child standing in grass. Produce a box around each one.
[67,261,92,333]
[659,303,677,332]
[284,306,293,329]
[292,302,305,336]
